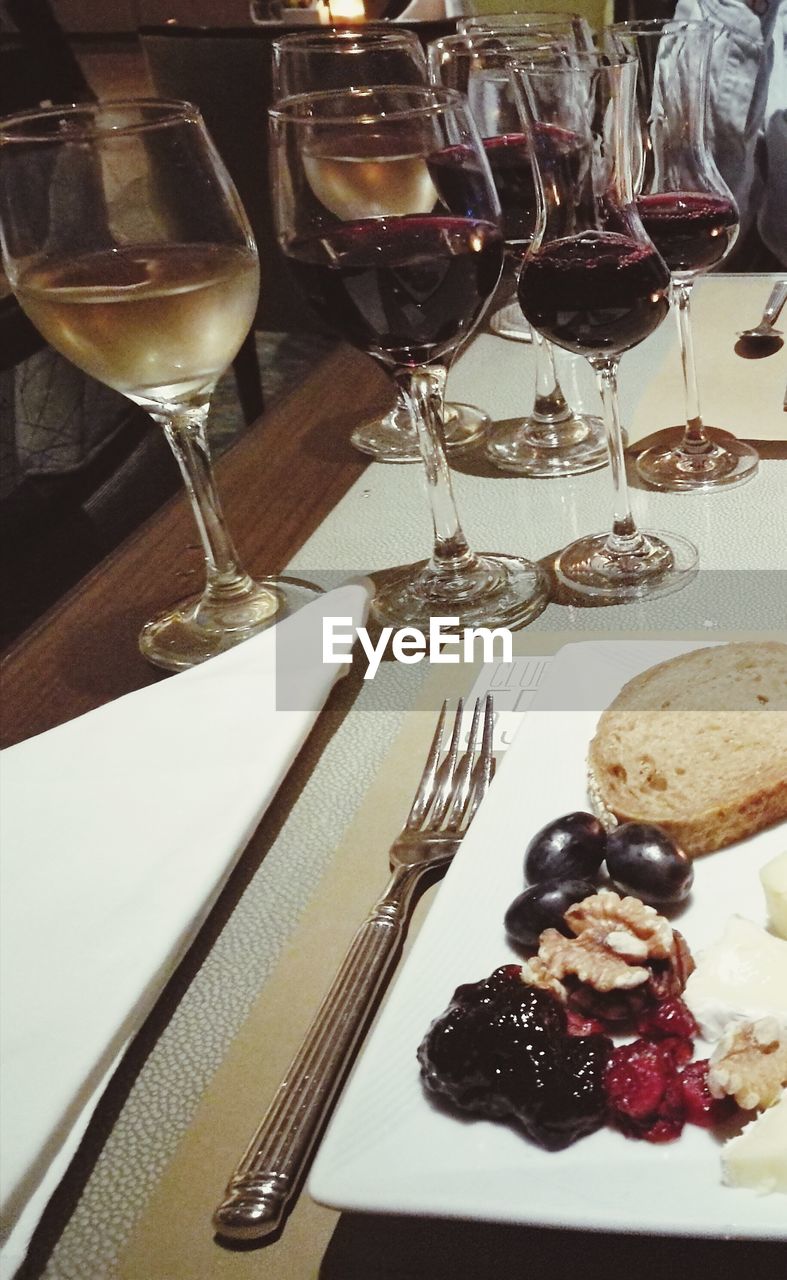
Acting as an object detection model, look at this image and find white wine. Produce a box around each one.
[304,134,438,221]
[16,243,260,408]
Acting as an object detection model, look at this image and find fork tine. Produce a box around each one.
[429,698,467,826]
[443,699,483,830]
[404,700,450,829]
[466,696,495,824]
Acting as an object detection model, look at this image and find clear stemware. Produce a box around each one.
[510,52,699,600]
[457,11,596,49]
[455,12,597,343]
[606,18,759,491]
[0,99,318,670]
[269,85,549,630]
[272,27,489,463]
[429,31,607,477]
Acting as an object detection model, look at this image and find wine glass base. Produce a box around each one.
[486,412,608,477]
[489,301,533,343]
[636,430,759,491]
[139,577,322,672]
[370,552,549,631]
[556,530,698,602]
[351,402,488,462]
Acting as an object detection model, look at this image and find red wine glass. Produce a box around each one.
[454,13,597,344]
[607,18,758,491]
[272,27,489,463]
[0,99,318,671]
[269,85,549,630]
[430,31,608,477]
[510,52,699,600]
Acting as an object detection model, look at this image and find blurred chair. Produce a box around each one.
[0,5,185,647]
[140,23,326,336]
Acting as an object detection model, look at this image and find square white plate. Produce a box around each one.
[309,641,787,1240]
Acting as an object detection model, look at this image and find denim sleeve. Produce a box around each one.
[674,0,786,263]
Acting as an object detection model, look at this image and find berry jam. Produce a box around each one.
[417,965,612,1150]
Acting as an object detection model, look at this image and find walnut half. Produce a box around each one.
[535,890,690,1020]
[708,1018,787,1111]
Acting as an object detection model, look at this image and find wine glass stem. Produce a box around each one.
[532,330,570,426]
[153,403,254,600]
[394,365,475,577]
[674,278,710,451]
[591,358,643,554]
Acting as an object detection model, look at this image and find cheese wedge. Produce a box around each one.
[761,851,787,940]
[722,1092,787,1195]
[683,916,787,1040]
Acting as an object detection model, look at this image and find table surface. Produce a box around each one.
[2,274,786,1279]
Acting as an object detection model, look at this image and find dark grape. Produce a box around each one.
[605,823,694,905]
[504,878,598,949]
[524,811,607,884]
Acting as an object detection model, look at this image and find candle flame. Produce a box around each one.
[328,0,366,22]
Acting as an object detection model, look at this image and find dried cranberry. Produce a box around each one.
[636,997,698,1042]
[604,1038,685,1142]
[680,1059,739,1128]
[418,966,612,1150]
[658,1036,694,1067]
[633,998,696,1066]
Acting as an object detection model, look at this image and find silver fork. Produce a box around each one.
[213,696,495,1242]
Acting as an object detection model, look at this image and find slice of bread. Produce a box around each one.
[587,642,787,857]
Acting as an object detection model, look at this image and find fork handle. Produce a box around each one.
[212,863,423,1242]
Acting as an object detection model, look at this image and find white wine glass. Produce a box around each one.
[429,31,607,476]
[270,85,549,630]
[272,27,490,463]
[0,99,318,670]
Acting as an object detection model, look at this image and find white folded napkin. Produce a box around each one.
[0,581,370,1277]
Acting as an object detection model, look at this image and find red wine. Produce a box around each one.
[285,215,503,368]
[518,232,671,356]
[429,134,535,253]
[429,126,580,256]
[636,192,738,274]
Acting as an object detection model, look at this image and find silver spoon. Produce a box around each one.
[736,279,787,356]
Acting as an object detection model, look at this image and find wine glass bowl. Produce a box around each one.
[269,85,549,630]
[0,99,317,670]
[606,18,759,492]
[450,14,595,345]
[455,12,597,337]
[429,32,608,477]
[510,52,698,600]
[457,10,596,50]
[272,28,490,462]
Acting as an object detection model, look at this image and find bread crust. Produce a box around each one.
[588,642,787,857]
